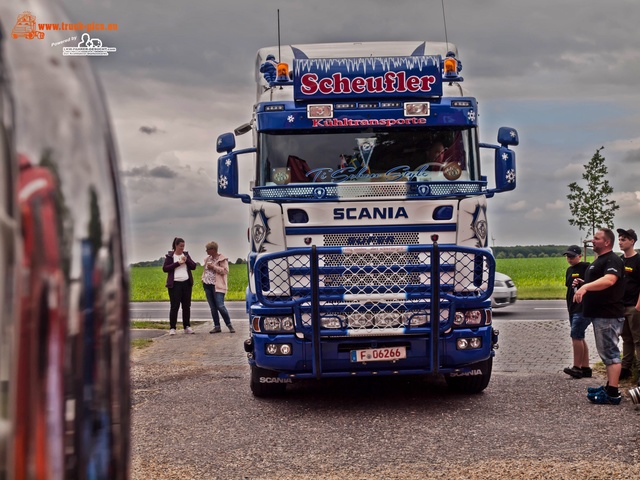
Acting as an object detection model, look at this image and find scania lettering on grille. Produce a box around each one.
[333,207,408,220]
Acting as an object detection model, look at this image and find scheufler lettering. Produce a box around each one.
[300,71,436,96]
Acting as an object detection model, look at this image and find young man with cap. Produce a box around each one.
[617,228,640,385]
[573,228,625,405]
[562,245,592,379]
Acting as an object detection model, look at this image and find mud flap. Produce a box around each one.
[444,357,492,394]
[250,365,291,397]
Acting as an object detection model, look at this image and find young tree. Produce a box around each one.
[567,147,619,239]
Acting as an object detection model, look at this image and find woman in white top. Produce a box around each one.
[162,237,197,334]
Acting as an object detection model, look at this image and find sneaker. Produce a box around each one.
[619,367,632,380]
[587,389,622,405]
[169,329,176,335]
[228,325,236,333]
[587,385,606,394]
[185,327,195,334]
[581,367,592,378]
[563,366,583,379]
[209,326,221,334]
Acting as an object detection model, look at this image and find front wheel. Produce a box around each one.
[250,365,288,397]
[444,357,492,394]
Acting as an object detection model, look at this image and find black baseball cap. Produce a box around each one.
[563,245,582,256]
[616,228,637,242]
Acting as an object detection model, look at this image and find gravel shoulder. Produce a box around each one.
[131,322,640,479]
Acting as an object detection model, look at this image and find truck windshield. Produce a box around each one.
[257,127,480,186]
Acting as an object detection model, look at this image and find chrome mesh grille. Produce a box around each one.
[253,182,485,200]
[323,232,420,246]
[253,246,493,335]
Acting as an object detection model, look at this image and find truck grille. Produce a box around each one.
[323,232,419,246]
[253,245,494,335]
[253,182,485,200]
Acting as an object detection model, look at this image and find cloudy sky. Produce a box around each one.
[57,0,640,263]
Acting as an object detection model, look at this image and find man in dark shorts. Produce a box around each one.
[562,245,591,379]
[617,228,640,385]
[573,228,625,405]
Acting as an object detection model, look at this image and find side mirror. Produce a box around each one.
[216,133,235,154]
[497,126,519,147]
[217,147,256,204]
[493,146,516,192]
[480,126,518,196]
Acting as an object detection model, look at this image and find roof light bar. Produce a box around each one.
[334,103,356,110]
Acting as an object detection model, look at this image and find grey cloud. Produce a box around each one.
[121,165,178,178]
[139,125,159,135]
[149,166,177,178]
[622,149,640,163]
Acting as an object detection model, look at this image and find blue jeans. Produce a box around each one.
[203,283,232,327]
[569,312,591,340]
[588,316,624,365]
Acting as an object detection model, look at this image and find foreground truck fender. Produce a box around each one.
[216,41,519,397]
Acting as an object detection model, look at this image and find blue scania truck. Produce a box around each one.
[216,41,519,396]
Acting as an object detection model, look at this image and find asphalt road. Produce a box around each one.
[131,299,568,323]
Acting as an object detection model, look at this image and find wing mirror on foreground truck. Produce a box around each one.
[480,126,519,197]
[216,132,255,204]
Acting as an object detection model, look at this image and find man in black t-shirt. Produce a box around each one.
[574,228,625,405]
[617,228,640,385]
[562,245,591,379]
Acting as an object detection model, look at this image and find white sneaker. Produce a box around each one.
[169,329,176,335]
[185,327,195,334]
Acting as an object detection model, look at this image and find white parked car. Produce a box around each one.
[492,272,517,308]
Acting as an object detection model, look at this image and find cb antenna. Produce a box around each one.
[441,0,449,52]
[277,9,281,63]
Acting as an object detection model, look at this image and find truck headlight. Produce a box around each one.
[454,310,483,326]
[464,310,482,325]
[376,313,401,327]
[281,318,295,331]
[321,316,344,329]
[348,313,374,328]
[265,343,293,355]
[457,337,482,350]
[401,313,427,326]
[262,316,295,332]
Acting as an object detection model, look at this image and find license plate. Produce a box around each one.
[350,346,407,363]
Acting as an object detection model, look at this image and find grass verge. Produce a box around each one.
[131,258,579,301]
[131,320,205,330]
[131,339,153,350]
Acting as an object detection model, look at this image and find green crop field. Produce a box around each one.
[131,257,576,301]
[129,264,248,302]
[495,257,571,299]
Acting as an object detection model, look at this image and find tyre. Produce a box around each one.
[444,357,492,394]
[250,365,288,397]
